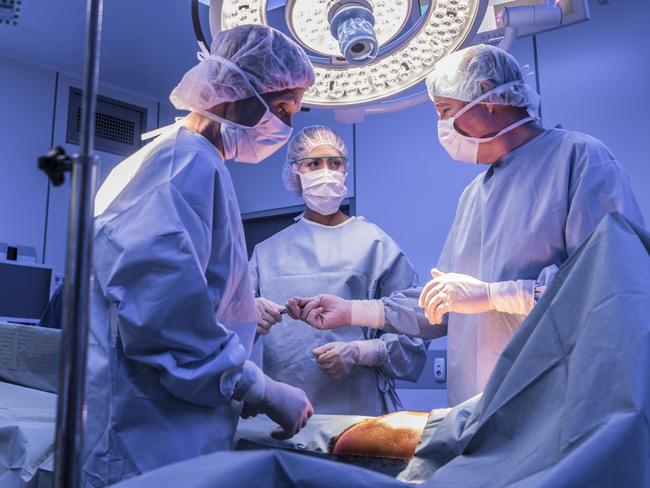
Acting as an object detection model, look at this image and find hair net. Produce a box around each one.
[282,125,348,195]
[170,24,315,111]
[426,44,540,117]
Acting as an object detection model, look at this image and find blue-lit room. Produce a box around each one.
[0,0,649,486]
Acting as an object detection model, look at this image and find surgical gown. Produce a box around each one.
[249,217,428,416]
[83,126,257,486]
[383,128,644,406]
[109,216,650,488]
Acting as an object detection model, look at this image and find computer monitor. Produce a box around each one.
[0,259,55,324]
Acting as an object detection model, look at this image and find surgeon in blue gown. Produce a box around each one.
[83,26,316,487]
[290,44,645,407]
[249,125,428,416]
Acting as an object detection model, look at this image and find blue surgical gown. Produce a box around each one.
[249,216,428,416]
[382,128,644,406]
[84,127,257,486]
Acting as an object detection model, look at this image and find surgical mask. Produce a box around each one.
[196,55,293,164]
[299,169,347,216]
[437,81,535,164]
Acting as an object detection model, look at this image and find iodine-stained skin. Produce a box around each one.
[331,412,429,460]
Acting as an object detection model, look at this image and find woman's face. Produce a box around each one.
[296,145,346,174]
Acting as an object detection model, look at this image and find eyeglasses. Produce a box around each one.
[292,156,347,173]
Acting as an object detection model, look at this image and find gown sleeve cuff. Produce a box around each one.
[488,280,535,316]
[355,339,388,367]
[350,300,385,329]
[226,360,266,404]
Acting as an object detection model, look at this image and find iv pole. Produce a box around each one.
[49,0,103,486]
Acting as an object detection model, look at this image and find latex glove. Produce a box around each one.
[291,295,352,330]
[255,297,285,335]
[418,268,492,325]
[313,340,387,379]
[245,375,314,440]
[286,296,308,321]
[240,402,259,419]
[294,295,385,330]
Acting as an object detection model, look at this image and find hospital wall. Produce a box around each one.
[0,55,161,273]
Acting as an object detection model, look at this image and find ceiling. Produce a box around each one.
[0,0,205,103]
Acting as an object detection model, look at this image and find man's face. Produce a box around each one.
[433,96,496,139]
[433,96,468,121]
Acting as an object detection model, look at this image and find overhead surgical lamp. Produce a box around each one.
[194,0,589,119]
[326,0,379,65]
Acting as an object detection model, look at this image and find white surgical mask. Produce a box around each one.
[299,169,347,216]
[196,55,293,164]
[437,81,535,164]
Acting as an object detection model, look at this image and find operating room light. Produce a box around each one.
[288,0,410,60]
[326,0,380,65]
[214,0,487,108]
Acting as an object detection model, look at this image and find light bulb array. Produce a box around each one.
[220,0,483,107]
[288,0,410,58]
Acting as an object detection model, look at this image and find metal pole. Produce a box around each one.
[54,0,103,486]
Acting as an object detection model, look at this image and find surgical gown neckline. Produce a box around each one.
[300,215,356,229]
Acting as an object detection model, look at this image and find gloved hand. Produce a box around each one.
[240,402,259,420]
[418,268,491,325]
[289,295,385,330]
[313,341,358,378]
[286,296,307,320]
[313,340,387,379]
[287,295,352,330]
[255,297,285,335]
[245,375,314,440]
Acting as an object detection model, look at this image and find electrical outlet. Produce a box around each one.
[434,357,446,382]
[395,349,447,389]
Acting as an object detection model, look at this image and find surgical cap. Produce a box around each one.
[426,44,540,117]
[170,24,315,112]
[282,125,348,195]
